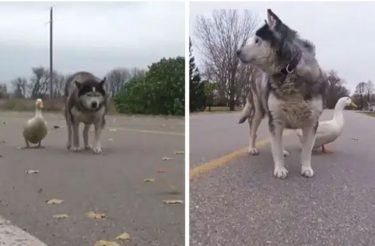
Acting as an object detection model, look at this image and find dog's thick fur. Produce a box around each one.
[64,71,107,153]
[237,9,327,178]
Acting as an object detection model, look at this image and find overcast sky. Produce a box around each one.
[0,2,184,88]
[190,1,375,94]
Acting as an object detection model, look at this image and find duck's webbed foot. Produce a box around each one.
[322,145,334,154]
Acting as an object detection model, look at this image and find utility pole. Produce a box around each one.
[49,7,53,99]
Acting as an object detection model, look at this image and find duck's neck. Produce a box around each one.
[35,108,42,118]
[333,104,345,123]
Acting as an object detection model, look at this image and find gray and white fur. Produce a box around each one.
[64,71,107,153]
[237,9,327,178]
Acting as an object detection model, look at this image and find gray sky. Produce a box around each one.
[0,1,184,88]
[190,1,375,94]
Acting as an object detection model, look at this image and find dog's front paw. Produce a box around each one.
[66,142,71,150]
[248,147,259,156]
[274,166,288,179]
[283,149,290,157]
[92,145,102,154]
[301,166,314,177]
[72,146,80,152]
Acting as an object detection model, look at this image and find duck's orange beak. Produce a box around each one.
[36,100,44,109]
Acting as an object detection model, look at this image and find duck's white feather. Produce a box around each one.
[23,101,48,144]
[296,97,352,148]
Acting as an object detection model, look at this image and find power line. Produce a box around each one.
[49,7,53,99]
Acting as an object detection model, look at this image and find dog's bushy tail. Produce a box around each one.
[238,100,252,124]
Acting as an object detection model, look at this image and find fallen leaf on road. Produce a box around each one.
[174,150,184,155]
[108,128,117,132]
[25,169,39,174]
[351,137,360,141]
[86,211,106,219]
[144,178,155,183]
[162,199,184,204]
[53,125,60,129]
[53,214,69,219]
[94,240,119,246]
[157,168,168,173]
[162,156,172,161]
[46,199,63,205]
[116,232,131,241]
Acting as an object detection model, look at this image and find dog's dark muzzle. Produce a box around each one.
[91,101,98,109]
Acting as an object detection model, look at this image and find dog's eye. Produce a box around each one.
[255,38,260,44]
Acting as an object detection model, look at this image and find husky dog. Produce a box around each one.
[64,72,107,153]
[237,9,327,178]
[238,69,291,157]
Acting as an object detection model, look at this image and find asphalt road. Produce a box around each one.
[190,110,375,246]
[0,111,184,246]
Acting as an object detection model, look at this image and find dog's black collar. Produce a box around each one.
[280,49,302,75]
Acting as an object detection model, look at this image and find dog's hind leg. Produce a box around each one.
[83,124,91,150]
[92,121,102,154]
[300,124,317,177]
[270,122,288,179]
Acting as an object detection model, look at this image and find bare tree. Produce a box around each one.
[353,80,375,110]
[53,72,65,98]
[0,83,8,99]
[130,67,146,78]
[29,67,50,99]
[325,70,350,109]
[366,80,374,102]
[28,67,66,98]
[194,10,258,110]
[12,77,28,98]
[106,68,131,97]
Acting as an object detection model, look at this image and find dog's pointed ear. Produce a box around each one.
[100,77,106,87]
[267,9,281,30]
[74,80,81,89]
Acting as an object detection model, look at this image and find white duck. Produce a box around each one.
[23,98,48,148]
[297,97,356,153]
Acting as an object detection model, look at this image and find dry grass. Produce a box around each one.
[0,98,118,114]
[362,112,375,118]
[204,106,241,112]
[0,98,64,112]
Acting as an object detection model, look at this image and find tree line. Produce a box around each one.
[0,57,184,116]
[2,66,145,99]
[190,9,375,112]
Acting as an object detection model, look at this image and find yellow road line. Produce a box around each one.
[190,131,293,179]
[190,138,271,179]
